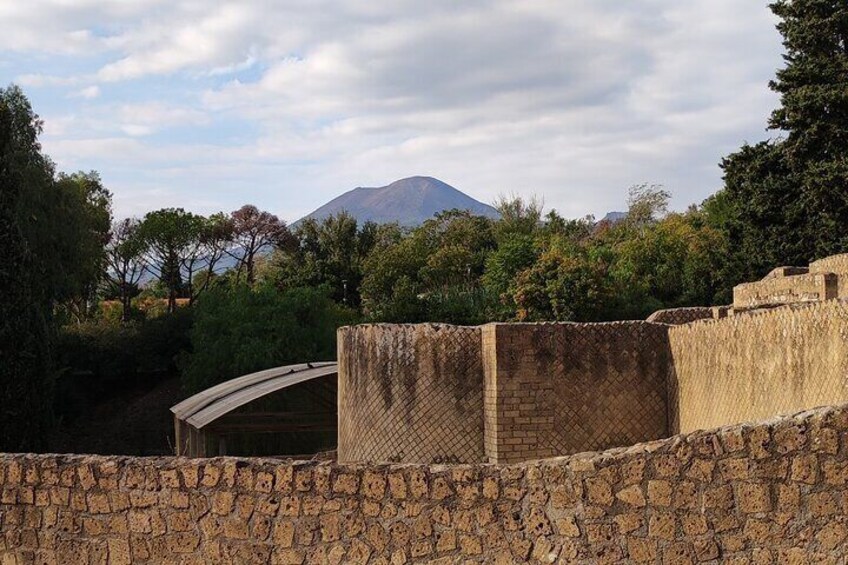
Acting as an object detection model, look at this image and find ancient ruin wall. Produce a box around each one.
[337,324,484,464]
[483,322,671,463]
[811,253,848,298]
[4,404,848,563]
[732,272,837,310]
[669,299,848,434]
[646,306,715,325]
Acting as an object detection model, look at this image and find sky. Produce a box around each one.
[2,1,784,223]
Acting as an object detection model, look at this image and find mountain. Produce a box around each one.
[600,211,627,224]
[296,176,500,227]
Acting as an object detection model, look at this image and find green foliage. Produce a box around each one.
[138,208,203,312]
[482,233,538,317]
[511,238,614,321]
[0,86,58,449]
[180,285,358,394]
[272,212,376,305]
[359,211,497,323]
[718,1,848,275]
[720,141,806,278]
[57,310,193,384]
[54,311,193,426]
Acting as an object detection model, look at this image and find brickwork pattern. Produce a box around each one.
[337,324,484,464]
[646,306,715,325]
[811,254,848,298]
[669,299,848,434]
[484,322,671,464]
[4,405,848,563]
[810,253,848,276]
[732,272,837,310]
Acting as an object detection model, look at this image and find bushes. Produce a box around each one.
[56,310,193,397]
[180,285,357,394]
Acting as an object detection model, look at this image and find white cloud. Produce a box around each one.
[6,0,785,220]
[70,85,100,99]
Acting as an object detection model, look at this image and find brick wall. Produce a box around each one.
[482,322,670,464]
[669,300,848,434]
[3,404,848,563]
[340,322,671,464]
[337,324,484,464]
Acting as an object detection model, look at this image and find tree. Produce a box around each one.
[181,212,233,304]
[625,183,671,229]
[54,171,113,322]
[228,205,293,285]
[359,210,496,322]
[0,85,57,450]
[769,0,848,257]
[138,208,202,313]
[273,212,376,305]
[493,194,543,240]
[720,141,807,278]
[104,218,148,321]
[720,1,848,269]
[510,239,612,322]
[180,285,356,394]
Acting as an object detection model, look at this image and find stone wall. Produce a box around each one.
[337,324,484,464]
[669,299,848,434]
[340,322,671,464]
[646,306,715,325]
[732,272,837,310]
[4,404,848,563]
[811,254,848,298]
[482,322,670,464]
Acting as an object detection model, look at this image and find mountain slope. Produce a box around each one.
[297,176,499,227]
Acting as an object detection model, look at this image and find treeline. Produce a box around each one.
[264,186,730,325]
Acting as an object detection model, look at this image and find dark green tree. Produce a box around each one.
[721,1,848,274]
[0,85,56,450]
[54,171,113,322]
[104,218,147,322]
[769,0,848,256]
[138,208,203,313]
[273,212,378,305]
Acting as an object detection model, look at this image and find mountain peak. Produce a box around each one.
[297,177,499,227]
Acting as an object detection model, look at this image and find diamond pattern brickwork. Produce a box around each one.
[337,324,484,463]
[646,306,715,325]
[669,299,848,433]
[485,322,672,463]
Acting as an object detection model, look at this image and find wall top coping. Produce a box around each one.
[341,320,669,332]
[671,297,848,332]
[4,402,845,473]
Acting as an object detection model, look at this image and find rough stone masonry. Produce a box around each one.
[2,404,848,563]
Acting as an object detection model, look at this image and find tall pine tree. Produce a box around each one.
[770,0,848,256]
[720,0,848,275]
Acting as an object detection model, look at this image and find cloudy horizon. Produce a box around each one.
[2,1,784,223]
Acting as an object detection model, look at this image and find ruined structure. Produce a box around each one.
[337,256,848,465]
[4,254,848,563]
[733,253,848,311]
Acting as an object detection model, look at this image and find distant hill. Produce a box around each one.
[600,211,627,224]
[296,176,500,227]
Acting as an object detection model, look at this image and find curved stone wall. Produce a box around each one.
[337,324,485,464]
[669,299,848,434]
[3,404,848,563]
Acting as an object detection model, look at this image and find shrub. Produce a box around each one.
[180,285,358,394]
[55,309,194,422]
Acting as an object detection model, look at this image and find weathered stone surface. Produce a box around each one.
[3,405,848,563]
